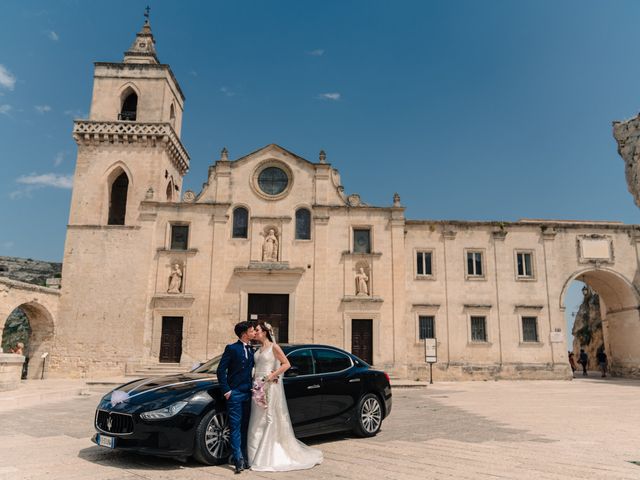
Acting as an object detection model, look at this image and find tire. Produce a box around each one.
[193,409,231,465]
[352,393,383,437]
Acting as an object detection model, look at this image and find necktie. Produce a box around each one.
[244,344,252,359]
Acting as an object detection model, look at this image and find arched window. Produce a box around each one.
[120,91,138,121]
[295,208,311,240]
[169,103,175,127]
[232,207,249,238]
[108,172,129,225]
[166,181,173,202]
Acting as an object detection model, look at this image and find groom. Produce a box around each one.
[217,321,256,474]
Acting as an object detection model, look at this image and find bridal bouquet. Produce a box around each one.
[252,376,270,409]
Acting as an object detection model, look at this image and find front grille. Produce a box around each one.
[96,410,134,435]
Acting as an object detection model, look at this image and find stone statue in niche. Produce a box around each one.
[355,266,369,296]
[167,263,183,294]
[262,228,279,262]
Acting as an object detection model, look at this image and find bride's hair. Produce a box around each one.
[258,321,275,343]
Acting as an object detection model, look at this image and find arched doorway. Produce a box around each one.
[561,268,640,377]
[1,301,55,379]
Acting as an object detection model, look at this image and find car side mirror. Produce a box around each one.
[285,366,300,377]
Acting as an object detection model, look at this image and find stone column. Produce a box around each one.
[491,229,508,368]
[311,208,330,344]
[389,207,407,377]
[205,205,231,358]
[541,228,565,368]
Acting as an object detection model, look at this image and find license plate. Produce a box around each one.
[97,434,116,448]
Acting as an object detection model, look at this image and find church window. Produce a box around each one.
[170,224,189,250]
[108,172,129,225]
[295,208,311,240]
[418,315,435,339]
[521,316,539,342]
[232,207,249,238]
[258,167,288,195]
[466,251,484,277]
[119,91,138,121]
[516,251,534,278]
[353,229,371,254]
[170,103,175,127]
[470,316,487,342]
[166,181,173,201]
[416,251,433,276]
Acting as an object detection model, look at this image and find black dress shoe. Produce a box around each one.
[243,459,251,470]
[234,458,244,474]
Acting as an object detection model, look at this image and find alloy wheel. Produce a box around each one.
[361,397,382,433]
[205,412,230,459]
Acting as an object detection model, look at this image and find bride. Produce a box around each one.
[247,322,323,471]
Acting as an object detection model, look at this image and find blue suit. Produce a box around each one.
[216,340,254,463]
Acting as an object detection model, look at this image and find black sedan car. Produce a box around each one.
[92,344,392,465]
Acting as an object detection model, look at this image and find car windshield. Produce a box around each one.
[191,354,223,374]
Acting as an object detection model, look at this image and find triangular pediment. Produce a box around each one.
[231,144,318,168]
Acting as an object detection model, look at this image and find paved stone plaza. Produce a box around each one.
[1,377,640,479]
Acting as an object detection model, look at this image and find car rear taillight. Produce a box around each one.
[384,372,390,383]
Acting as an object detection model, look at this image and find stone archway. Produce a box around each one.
[0,278,60,379]
[560,268,640,377]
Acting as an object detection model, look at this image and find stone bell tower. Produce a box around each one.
[53,15,191,377]
[68,15,189,226]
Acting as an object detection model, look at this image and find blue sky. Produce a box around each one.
[0,1,638,333]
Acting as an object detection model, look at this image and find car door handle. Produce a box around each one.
[306,384,321,390]
[348,378,361,383]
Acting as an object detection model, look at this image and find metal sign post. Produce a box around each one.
[424,338,437,384]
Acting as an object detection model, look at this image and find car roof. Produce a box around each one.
[279,344,350,353]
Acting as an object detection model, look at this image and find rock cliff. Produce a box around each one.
[613,115,640,208]
[572,287,604,370]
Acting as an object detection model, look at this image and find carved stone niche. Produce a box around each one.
[260,226,280,263]
[354,261,371,296]
[167,261,185,294]
[576,234,614,264]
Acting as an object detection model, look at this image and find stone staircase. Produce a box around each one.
[125,363,190,378]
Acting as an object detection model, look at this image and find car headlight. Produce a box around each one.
[140,401,188,420]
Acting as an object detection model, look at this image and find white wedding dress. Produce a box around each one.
[247,344,324,471]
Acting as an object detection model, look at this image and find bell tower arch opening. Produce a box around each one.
[119,88,138,121]
[107,169,129,225]
[561,268,640,377]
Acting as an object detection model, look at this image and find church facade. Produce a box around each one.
[22,21,640,380]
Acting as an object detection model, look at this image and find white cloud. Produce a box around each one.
[16,173,73,189]
[53,152,64,166]
[10,172,73,199]
[0,104,11,115]
[220,86,235,97]
[317,92,341,101]
[307,49,325,56]
[35,104,52,114]
[0,65,16,91]
[63,109,87,118]
[47,30,59,41]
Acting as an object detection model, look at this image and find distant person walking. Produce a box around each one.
[578,349,588,376]
[568,351,577,376]
[596,349,608,378]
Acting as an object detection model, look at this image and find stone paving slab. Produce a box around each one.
[1,378,640,479]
